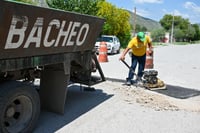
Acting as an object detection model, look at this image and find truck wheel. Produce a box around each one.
[0,81,40,133]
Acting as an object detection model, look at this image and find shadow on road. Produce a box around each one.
[154,84,200,99]
[34,84,113,133]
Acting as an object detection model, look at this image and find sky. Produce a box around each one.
[107,0,200,24]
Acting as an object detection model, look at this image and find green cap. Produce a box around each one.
[137,32,145,42]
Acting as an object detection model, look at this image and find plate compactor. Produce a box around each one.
[121,60,166,90]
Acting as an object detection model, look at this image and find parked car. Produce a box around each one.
[95,35,121,54]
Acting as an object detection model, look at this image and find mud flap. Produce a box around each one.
[39,69,69,114]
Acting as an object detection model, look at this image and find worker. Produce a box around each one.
[119,32,153,85]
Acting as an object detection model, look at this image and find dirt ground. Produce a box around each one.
[34,44,200,133]
[112,82,200,112]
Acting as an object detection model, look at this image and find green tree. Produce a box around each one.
[46,0,103,16]
[173,28,184,41]
[160,15,190,32]
[151,28,166,42]
[186,25,195,42]
[97,1,131,47]
[159,14,200,42]
[42,0,132,47]
[192,24,200,41]
[159,14,173,31]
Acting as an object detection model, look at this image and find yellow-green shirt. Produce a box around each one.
[127,35,151,56]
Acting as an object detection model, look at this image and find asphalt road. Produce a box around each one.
[98,43,200,90]
[33,44,200,133]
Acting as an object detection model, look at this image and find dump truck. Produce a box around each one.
[0,1,105,132]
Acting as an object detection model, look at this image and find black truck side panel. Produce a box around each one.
[0,1,104,60]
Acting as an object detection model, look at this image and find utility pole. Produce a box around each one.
[170,13,174,44]
[133,7,136,37]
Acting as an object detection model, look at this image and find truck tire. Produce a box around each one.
[0,81,40,133]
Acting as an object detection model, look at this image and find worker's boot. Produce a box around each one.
[126,78,132,86]
[136,77,143,87]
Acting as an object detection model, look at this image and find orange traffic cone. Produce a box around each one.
[145,47,154,69]
[98,41,108,62]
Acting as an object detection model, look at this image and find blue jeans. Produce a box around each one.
[127,53,146,81]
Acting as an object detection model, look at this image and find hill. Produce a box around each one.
[127,10,162,32]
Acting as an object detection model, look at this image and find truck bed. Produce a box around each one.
[0,1,104,72]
